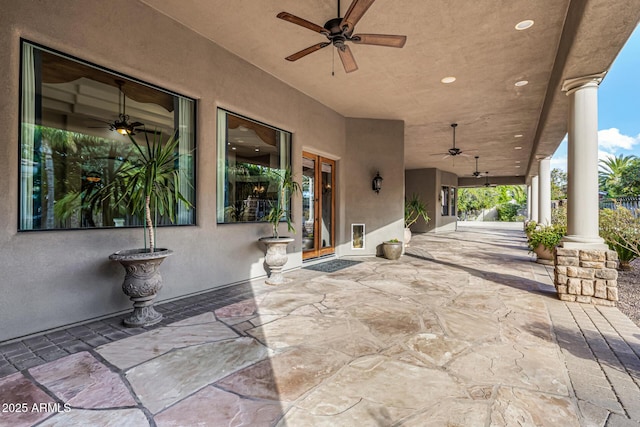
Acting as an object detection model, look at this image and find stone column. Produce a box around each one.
[530,176,539,223]
[538,157,551,225]
[561,73,607,250]
[555,73,617,307]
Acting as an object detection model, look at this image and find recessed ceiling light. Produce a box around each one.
[515,80,529,87]
[515,160,521,163]
[515,146,522,150]
[231,146,237,150]
[441,76,456,84]
[514,134,523,138]
[515,20,534,31]
[255,148,260,152]
[515,165,521,168]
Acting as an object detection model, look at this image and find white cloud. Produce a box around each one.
[598,150,616,164]
[550,129,640,172]
[598,128,640,152]
[550,155,567,171]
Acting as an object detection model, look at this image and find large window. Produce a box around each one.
[441,186,456,217]
[217,110,291,223]
[19,41,195,231]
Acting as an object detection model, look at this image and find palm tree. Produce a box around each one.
[89,131,192,252]
[599,154,636,197]
[38,126,78,228]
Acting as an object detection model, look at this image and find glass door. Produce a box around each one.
[302,152,335,259]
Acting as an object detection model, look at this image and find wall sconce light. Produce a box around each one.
[372,172,383,194]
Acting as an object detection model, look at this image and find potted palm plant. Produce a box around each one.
[404,193,430,245]
[90,131,192,327]
[259,167,301,285]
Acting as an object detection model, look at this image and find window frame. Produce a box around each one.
[441,186,450,216]
[18,39,197,232]
[216,108,292,225]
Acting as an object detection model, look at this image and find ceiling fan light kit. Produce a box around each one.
[110,80,145,136]
[277,0,407,73]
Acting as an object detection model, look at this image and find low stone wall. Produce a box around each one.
[554,248,619,306]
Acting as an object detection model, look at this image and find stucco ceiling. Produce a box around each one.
[140,0,640,183]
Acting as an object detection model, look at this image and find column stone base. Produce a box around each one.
[561,235,608,250]
[554,247,619,306]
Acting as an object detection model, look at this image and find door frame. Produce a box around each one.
[302,151,336,260]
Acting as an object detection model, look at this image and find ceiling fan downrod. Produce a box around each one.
[451,123,458,148]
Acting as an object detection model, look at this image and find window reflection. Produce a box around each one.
[19,41,195,230]
[217,110,291,223]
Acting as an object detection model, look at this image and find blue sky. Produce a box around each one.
[551,24,640,171]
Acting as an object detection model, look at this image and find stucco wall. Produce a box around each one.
[405,168,458,233]
[341,119,405,257]
[0,0,405,341]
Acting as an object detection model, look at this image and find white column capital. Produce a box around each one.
[561,72,606,94]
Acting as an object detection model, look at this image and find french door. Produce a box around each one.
[302,152,335,260]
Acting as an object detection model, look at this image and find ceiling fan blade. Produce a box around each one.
[351,34,407,48]
[337,45,358,73]
[130,122,144,128]
[134,127,161,134]
[340,0,376,33]
[285,42,330,61]
[277,12,328,35]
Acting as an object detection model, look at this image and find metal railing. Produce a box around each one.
[600,196,640,216]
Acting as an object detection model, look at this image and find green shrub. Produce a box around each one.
[524,220,537,236]
[599,206,640,269]
[528,224,566,252]
[552,205,567,228]
[496,203,519,221]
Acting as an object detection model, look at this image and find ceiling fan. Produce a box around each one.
[469,156,487,178]
[483,172,495,187]
[277,0,407,73]
[90,80,148,136]
[433,123,474,159]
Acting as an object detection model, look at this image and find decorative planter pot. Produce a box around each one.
[382,241,403,260]
[404,227,412,246]
[109,248,173,327]
[533,244,554,264]
[259,237,294,285]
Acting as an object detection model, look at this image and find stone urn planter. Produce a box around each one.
[259,237,294,285]
[533,244,554,264]
[109,248,173,327]
[382,240,403,260]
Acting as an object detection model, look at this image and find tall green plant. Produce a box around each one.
[264,167,301,238]
[600,206,640,269]
[599,155,638,197]
[90,131,192,252]
[404,194,430,228]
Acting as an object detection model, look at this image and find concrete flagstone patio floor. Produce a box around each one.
[1,222,639,426]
